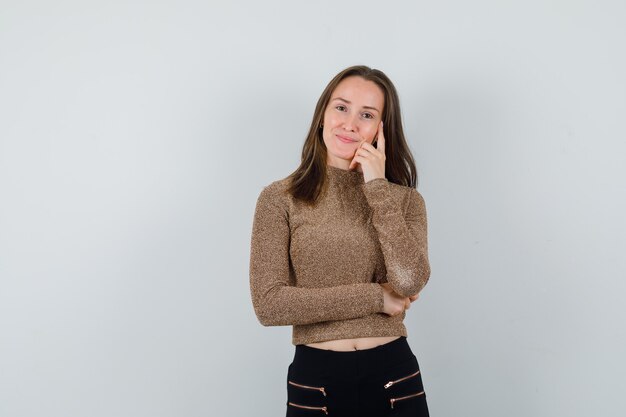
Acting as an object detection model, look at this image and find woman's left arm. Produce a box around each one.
[362,179,431,298]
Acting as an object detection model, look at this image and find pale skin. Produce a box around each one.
[305,76,421,352]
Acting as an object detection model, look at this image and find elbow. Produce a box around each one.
[250,284,294,327]
[253,302,280,327]
[411,261,431,295]
[257,315,278,327]
[417,264,431,294]
[409,254,431,296]
[253,297,292,327]
[257,311,285,327]
[391,260,431,298]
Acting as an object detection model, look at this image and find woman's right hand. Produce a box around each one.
[380,283,415,316]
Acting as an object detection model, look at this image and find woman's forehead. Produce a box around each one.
[331,76,384,110]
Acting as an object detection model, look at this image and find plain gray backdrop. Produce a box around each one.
[1,1,625,416]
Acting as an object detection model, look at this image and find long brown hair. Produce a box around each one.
[287,65,419,205]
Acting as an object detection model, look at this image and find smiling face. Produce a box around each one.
[322,76,385,170]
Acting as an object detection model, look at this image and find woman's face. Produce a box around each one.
[322,76,385,169]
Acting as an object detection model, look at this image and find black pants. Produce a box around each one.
[286,336,430,416]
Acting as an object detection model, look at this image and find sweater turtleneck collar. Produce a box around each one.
[325,164,364,185]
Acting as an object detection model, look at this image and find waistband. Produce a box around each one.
[291,336,415,378]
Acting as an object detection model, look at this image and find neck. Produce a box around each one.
[326,161,363,173]
[325,163,364,185]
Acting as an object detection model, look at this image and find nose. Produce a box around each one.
[343,112,358,132]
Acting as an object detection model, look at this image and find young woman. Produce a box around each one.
[249,65,431,416]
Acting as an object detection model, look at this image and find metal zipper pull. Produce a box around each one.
[288,380,327,396]
[288,402,329,415]
[384,369,420,389]
[389,391,425,409]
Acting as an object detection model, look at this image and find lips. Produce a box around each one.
[336,134,357,143]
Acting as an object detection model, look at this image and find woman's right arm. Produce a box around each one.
[249,184,386,327]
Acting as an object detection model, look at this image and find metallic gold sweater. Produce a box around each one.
[249,164,431,345]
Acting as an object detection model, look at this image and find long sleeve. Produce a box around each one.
[362,178,431,297]
[249,183,385,327]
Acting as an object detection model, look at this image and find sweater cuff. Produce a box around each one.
[361,177,393,213]
[363,177,388,186]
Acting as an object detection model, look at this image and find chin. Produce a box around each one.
[330,149,353,160]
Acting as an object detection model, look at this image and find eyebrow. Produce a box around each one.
[331,97,380,113]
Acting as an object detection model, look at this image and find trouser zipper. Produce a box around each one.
[288,380,327,396]
[383,369,420,389]
[288,402,329,414]
[390,390,425,409]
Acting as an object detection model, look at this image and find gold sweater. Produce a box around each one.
[249,164,430,345]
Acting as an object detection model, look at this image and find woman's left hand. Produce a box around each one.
[348,121,386,183]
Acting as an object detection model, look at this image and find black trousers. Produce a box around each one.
[286,336,430,416]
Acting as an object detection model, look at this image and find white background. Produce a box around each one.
[1,1,625,416]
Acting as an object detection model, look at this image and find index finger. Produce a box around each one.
[377,121,385,155]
